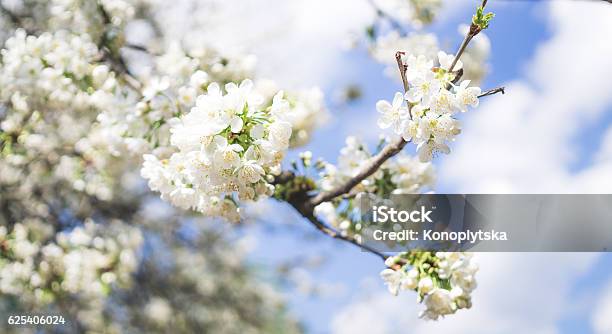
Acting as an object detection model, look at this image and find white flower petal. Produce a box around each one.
[230,117,243,133]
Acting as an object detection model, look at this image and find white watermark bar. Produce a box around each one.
[357,194,612,252]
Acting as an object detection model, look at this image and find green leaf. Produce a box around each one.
[472,5,495,30]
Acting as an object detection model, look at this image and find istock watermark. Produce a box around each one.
[372,205,434,223]
[358,194,612,252]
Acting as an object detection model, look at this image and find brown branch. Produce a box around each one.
[304,213,387,260]
[448,33,471,73]
[448,0,489,72]
[311,53,411,207]
[395,52,409,93]
[395,51,412,119]
[278,137,405,260]
[124,43,151,53]
[310,136,409,207]
[124,43,163,57]
[478,86,505,98]
[272,172,388,260]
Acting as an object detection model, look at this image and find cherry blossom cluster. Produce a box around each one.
[96,44,327,158]
[95,43,257,157]
[315,136,435,238]
[141,80,295,222]
[377,52,482,162]
[371,31,490,85]
[0,219,142,309]
[0,29,99,103]
[0,29,145,327]
[381,251,478,320]
[0,29,132,201]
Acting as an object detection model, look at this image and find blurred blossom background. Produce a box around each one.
[1,0,612,333]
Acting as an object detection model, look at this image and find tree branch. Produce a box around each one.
[310,52,411,207]
[478,86,505,98]
[304,213,388,260]
[272,172,388,260]
[310,136,409,207]
[395,52,409,94]
[276,0,505,262]
[124,43,151,53]
[448,0,489,72]
[276,55,413,260]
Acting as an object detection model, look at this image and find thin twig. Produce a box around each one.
[448,34,474,73]
[395,51,412,118]
[395,52,409,93]
[304,214,388,260]
[272,172,388,260]
[448,0,489,72]
[124,43,152,53]
[478,86,505,98]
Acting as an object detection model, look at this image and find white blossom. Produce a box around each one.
[420,288,456,320]
[376,54,483,162]
[454,80,482,112]
[381,251,478,320]
[140,79,295,221]
[377,92,409,134]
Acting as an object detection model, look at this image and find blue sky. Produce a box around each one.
[191,0,612,333]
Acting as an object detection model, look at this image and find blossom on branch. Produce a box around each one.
[381,251,478,320]
[315,136,435,237]
[141,80,294,222]
[376,52,483,162]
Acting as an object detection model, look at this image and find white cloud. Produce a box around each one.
[593,279,612,334]
[439,1,612,193]
[332,253,599,334]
